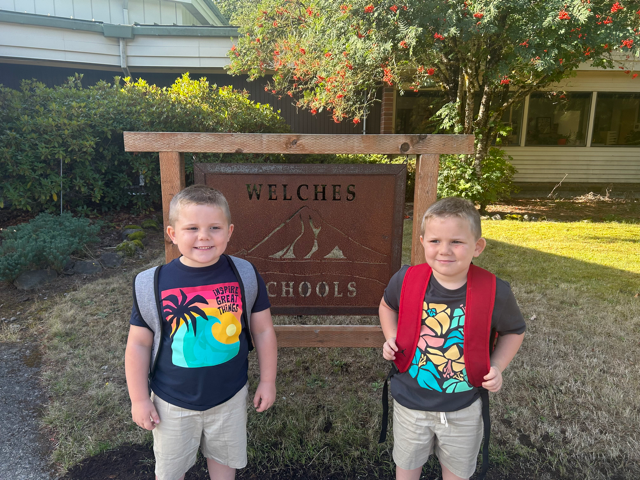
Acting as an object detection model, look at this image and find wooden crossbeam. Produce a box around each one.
[124,132,474,155]
[274,325,385,348]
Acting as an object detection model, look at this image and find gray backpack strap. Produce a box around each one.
[228,255,258,317]
[226,255,259,350]
[133,266,162,377]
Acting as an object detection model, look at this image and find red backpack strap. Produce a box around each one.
[463,265,497,388]
[395,264,432,373]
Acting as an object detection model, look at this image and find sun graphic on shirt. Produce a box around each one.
[211,312,242,344]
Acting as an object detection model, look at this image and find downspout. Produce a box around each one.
[123,0,130,24]
[120,38,131,78]
[121,0,131,77]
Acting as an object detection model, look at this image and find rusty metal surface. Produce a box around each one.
[195,163,406,315]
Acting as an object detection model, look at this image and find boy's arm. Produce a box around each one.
[482,332,525,392]
[379,297,400,361]
[124,325,160,430]
[249,308,277,412]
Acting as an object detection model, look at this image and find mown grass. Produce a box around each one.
[40,219,640,479]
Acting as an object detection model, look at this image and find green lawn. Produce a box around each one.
[40,218,640,479]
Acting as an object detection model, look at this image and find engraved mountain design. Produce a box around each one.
[239,206,387,264]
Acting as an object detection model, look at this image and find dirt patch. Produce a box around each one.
[485,197,640,222]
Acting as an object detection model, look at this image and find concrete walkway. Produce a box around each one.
[0,342,56,479]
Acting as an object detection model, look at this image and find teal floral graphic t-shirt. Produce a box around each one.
[384,265,525,412]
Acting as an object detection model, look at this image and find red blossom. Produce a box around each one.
[306,7,313,16]
[625,70,631,74]
[417,65,424,73]
[611,2,624,13]
[336,94,344,99]
[399,40,408,48]
[311,108,317,115]
[603,16,612,24]
[622,38,634,48]
[473,12,484,18]
[364,4,374,13]
[353,118,360,124]
[633,73,638,78]
[390,5,398,13]
[340,4,349,14]
[325,52,332,57]
[558,9,570,20]
[434,32,444,40]
[231,45,236,51]
[255,37,261,43]
[500,77,510,85]
[559,58,564,64]
[273,21,278,27]
[427,68,435,75]
[300,48,306,54]
[520,40,529,47]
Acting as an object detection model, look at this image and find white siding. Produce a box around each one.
[54,0,74,18]
[0,0,210,24]
[505,147,640,183]
[0,23,120,66]
[126,34,232,68]
[547,70,640,93]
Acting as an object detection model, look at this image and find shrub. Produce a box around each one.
[438,148,518,212]
[0,74,289,213]
[0,213,100,281]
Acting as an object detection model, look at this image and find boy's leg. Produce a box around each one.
[207,458,235,480]
[201,384,249,473]
[440,463,467,480]
[152,393,203,480]
[396,466,422,480]
[433,399,483,480]
[392,400,436,479]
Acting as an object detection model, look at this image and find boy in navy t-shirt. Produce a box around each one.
[125,185,277,480]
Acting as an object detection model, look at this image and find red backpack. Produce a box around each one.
[379,263,498,479]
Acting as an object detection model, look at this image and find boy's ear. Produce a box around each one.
[166,225,177,244]
[473,237,487,257]
[228,223,234,239]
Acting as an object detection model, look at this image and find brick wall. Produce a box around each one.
[380,87,396,134]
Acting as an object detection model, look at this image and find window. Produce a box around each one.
[525,92,591,146]
[395,91,447,134]
[494,101,524,146]
[591,93,640,146]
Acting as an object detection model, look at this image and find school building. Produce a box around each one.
[0,0,638,195]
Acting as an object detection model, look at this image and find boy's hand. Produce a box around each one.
[383,337,398,361]
[253,381,276,412]
[482,366,503,392]
[131,398,160,430]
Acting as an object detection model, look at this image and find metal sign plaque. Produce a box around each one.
[194,163,406,315]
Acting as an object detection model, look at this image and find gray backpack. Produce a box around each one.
[132,254,259,379]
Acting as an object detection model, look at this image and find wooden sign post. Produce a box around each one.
[124,133,474,347]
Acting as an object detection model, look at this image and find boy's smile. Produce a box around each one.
[166,203,234,268]
[420,216,486,290]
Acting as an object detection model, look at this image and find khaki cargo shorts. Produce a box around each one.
[392,398,483,479]
[151,384,248,480]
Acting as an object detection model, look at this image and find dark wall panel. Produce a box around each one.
[0,63,381,135]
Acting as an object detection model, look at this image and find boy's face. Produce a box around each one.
[166,203,233,268]
[420,216,486,288]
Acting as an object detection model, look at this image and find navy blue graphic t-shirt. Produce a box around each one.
[130,256,270,410]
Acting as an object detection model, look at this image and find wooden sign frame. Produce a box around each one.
[123,132,474,347]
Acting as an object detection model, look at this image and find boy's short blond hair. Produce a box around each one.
[420,197,482,240]
[168,185,231,226]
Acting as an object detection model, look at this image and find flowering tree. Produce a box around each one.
[227,0,639,181]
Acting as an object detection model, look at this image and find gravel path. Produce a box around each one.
[0,342,56,480]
